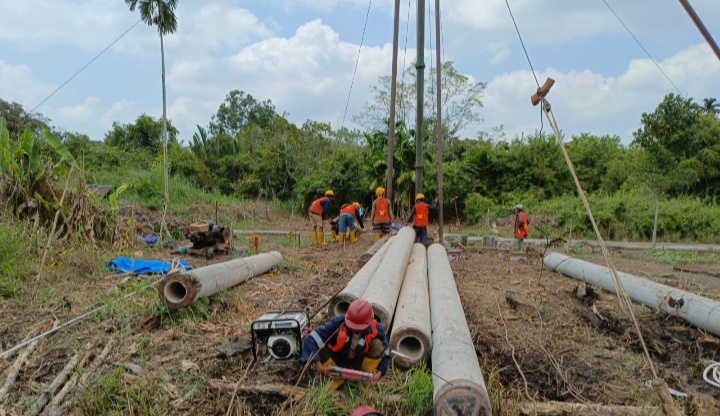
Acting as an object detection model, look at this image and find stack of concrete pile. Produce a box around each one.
[328,228,492,415]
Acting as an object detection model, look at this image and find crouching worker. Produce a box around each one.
[302,300,391,392]
[338,202,365,244]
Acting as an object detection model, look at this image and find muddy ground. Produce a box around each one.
[1,203,719,415]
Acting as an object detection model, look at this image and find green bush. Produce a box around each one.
[464,193,494,224]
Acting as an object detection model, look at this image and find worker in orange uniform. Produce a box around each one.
[308,190,334,244]
[514,204,529,250]
[370,187,393,241]
[302,299,391,392]
[338,202,365,244]
[406,193,437,245]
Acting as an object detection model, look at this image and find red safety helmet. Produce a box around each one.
[345,300,373,331]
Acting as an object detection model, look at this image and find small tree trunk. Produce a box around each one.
[160,31,169,241]
[652,194,659,249]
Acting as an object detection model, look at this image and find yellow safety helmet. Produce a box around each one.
[353,202,360,209]
[416,193,425,201]
[375,187,385,197]
[325,190,335,197]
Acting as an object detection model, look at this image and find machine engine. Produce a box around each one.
[251,310,309,363]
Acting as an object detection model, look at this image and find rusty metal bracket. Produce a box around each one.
[530,77,555,106]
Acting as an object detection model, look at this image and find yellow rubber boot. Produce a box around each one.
[311,231,318,245]
[361,357,381,374]
[350,231,358,244]
[331,230,338,242]
[360,357,381,391]
[318,231,325,244]
[338,233,345,245]
[322,358,346,392]
[374,233,381,242]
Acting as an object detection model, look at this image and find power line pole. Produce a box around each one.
[387,0,401,205]
[415,0,426,197]
[677,0,720,62]
[434,0,444,244]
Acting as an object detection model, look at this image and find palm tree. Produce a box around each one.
[125,0,178,233]
[702,97,719,116]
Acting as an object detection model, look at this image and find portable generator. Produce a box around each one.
[251,310,309,364]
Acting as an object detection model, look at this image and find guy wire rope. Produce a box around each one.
[30,19,142,114]
[340,0,373,130]
[600,0,685,97]
[500,3,683,408]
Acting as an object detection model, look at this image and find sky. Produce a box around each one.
[1,0,719,145]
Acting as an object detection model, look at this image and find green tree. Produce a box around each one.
[565,133,623,193]
[209,90,277,138]
[701,97,719,117]
[0,99,51,140]
[104,113,178,154]
[632,93,701,247]
[354,61,484,140]
[125,0,179,231]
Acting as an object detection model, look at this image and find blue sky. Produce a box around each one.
[1,0,719,145]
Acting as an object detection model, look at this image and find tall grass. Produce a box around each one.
[0,217,36,299]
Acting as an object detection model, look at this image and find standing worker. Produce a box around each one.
[514,204,529,250]
[406,193,437,245]
[308,190,334,245]
[302,299,391,392]
[338,202,365,244]
[370,187,393,241]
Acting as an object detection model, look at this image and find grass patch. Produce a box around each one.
[79,367,164,415]
[646,249,720,265]
[0,218,36,299]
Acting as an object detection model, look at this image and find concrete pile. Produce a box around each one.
[328,228,492,415]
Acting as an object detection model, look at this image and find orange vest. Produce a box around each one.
[374,198,390,222]
[413,202,429,227]
[309,197,328,215]
[515,212,529,239]
[328,321,378,354]
[340,204,357,216]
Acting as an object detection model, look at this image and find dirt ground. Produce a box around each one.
[1,203,719,415]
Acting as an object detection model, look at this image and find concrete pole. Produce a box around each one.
[328,237,394,318]
[387,0,401,204]
[161,251,283,309]
[544,252,720,337]
[434,0,444,245]
[356,235,391,265]
[362,227,416,330]
[415,0,425,197]
[428,244,492,415]
[390,244,431,369]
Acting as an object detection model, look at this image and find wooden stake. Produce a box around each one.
[209,380,306,401]
[518,400,659,415]
[27,340,94,415]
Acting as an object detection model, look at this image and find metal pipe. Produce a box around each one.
[161,251,282,309]
[678,0,720,62]
[362,227,416,330]
[428,244,491,415]
[544,252,720,337]
[327,237,394,317]
[390,244,431,369]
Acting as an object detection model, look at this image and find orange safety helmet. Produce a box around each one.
[345,299,373,331]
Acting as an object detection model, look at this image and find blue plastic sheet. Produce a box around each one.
[107,257,192,275]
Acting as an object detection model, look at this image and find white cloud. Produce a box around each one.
[478,43,720,144]
[164,19,393,137]
[0,60,55,107]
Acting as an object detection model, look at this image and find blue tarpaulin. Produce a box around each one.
[107,257,192,275]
